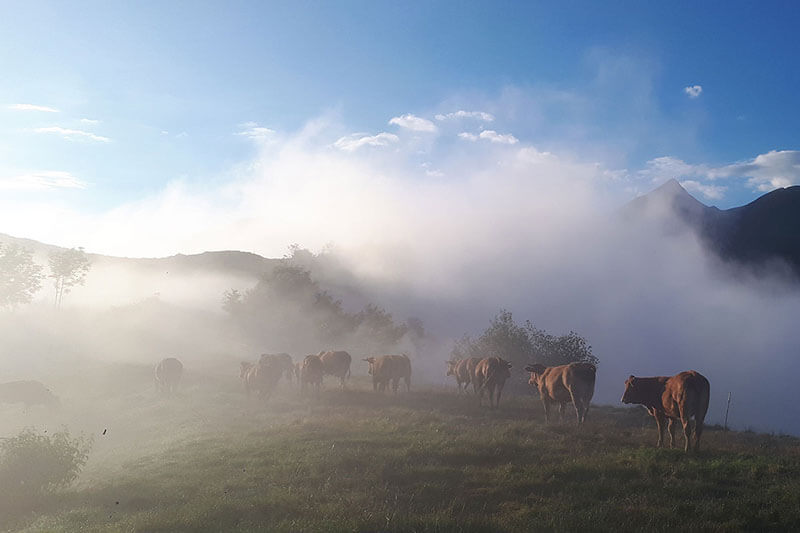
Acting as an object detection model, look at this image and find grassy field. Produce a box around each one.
[1,366,799,532]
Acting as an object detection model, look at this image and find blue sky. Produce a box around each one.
[1,1,799,255]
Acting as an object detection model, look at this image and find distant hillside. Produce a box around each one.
[624,179,800,277]
[0,232,277,277]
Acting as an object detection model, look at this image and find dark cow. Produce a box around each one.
[154,357,183,394]
[0,380,60,407]
[621,370,710,452]
[300,354,324,396]
[239,358,283,400]
[473,357,512,409]
[525,362,596,424]
[259,353,295,383]
[363,354,412,393]
[318,350,352,389]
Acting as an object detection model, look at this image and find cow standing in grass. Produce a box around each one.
[525,362,596,424]
[0,380,60,408]
[621,370,710,452]
[363,354,412,393]
[154,357,183,395]
[318,350,352,389]
[240,358,283,401]
[473,357,511,409]
[259,353,295,384]
[446,358,478,394]
[301,354,324,397]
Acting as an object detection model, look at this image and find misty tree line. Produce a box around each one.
[0,243,91,309]
[451,309,599,369]
[222,259,424,356]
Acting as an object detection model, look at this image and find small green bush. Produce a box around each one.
[0,427,92,501]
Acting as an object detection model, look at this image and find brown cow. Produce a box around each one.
[293,361,303,388]
[259,353,295,383]
[0,381,60,407]
[154,357,183,394]
[239,358,283,400]
[300,354,324,396]
[318,350,352,389]
[473,357,512,409]
[525,362,596,424]
[363,354,412,393]
[621,370,710,452]
[446,357,478,394]
[466,357,482,394]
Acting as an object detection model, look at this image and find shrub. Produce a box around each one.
[0,427,92,502]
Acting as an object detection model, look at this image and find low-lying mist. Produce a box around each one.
[2,116,799,436]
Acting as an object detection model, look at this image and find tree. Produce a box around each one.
[0,243,44,309]
[48,247,91,308]
[452,309,598,368]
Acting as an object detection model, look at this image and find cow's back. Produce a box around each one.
[319,351,351,377]
[564,362,596,402]
[156,357,183,382]
[302,355,324,384]
[455,358,474,383]
[665,370,710,419]
[0,380,59,407]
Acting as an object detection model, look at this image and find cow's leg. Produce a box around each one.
[392,378,399,394]
[679,406,693,452]
[667,418,677,448]
[489,384,497,409]
[405,375,410,393]
[495,383,503,408]
[569,390,583,424]
[694,415,705,452]
[559,402,567,421]
[654,411,666,447]
[542,398,552,422]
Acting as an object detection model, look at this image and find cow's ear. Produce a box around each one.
[506,362,512,368]
[628,375,635,381]
[524,365,534,372]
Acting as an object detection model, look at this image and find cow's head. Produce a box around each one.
[446,359,458,376]
[621,375,640,404]
[362,357,376,375]
[524,363,546,386]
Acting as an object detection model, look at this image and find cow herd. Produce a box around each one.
[446,356,710,453]
[0,351,709,453]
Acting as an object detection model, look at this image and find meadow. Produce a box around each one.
[1,366,799,532]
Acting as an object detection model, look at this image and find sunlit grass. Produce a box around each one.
[2,369,799,532]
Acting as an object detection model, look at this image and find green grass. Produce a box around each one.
[2,371,799,532]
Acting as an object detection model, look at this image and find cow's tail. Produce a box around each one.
[347,365,351,379]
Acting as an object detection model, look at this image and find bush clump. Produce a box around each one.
[0,427,92,504]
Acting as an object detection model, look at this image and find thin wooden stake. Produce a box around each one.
[724,391,732,431]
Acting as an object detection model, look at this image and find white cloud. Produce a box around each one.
[711,150,800,192]
[34,126,111,143]
[680,180,726,201]
[458,130,518,145]
[333,132,399,151]
[684,85,703,98]
[80,118,100,125]
[236,122,275,143]
[435,110,495,122]
[388,114,437,132]
[9,103,59,112]
[0,171,86,191]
